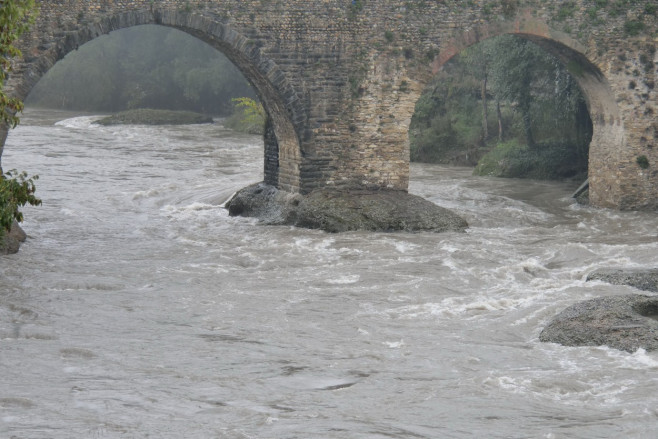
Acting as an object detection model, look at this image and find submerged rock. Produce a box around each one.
[226,183,468,233]
[587,268,658,293]
[540,294,658,352]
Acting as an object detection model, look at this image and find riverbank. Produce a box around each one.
[95,109,213,126]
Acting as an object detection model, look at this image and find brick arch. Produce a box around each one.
[424,17,623,207]
[6,9,307,192]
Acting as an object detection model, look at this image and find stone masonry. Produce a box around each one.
[2,0,657,210]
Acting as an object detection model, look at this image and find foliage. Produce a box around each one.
[473,140,588,179]
[623,20,645,36]
[0,170,41,234]
[1,0,36,128]
[27,25,256,115]
[472,139,527,177]
[1,0,40,239]
[636,155,650,169]
[349,0,364,18]
[409,64,505,165]
[410,34,592,179]
[556,1,577,21]
[224,97,266,134]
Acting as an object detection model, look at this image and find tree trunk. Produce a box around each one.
[481,72,488,142]
[496,99,503,142]
[519,73,535,148]
[522,111,535,148]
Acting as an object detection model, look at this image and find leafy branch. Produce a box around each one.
[0,170,41,232]
[224,97,266,134]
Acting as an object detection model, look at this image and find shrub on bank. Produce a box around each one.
[223,97,265,135]
[473,140,587,180]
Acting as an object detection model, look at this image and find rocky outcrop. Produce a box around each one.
[0,221,27,255]
[539,294,658,353]
[587,268,658,293]
[226,183,468,233]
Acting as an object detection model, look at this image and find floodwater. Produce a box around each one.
[1,109,657,438]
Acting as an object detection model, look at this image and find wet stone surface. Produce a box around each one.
[587,268,658,293]
[226,182,468,233]
[0,221,27,255]
[540,294,658,353]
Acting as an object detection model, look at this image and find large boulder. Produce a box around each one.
[587,268,658,293]
[226,183,468,233]
[225,183,302,225]
[0,221,27,255]
[539,294,658,352]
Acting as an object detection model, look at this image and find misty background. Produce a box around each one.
[27,25,257,116]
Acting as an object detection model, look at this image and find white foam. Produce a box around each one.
[161,202,222,221]
[385,293,535,320]
[326,275,360,285]
[602,347,658,369]
[54,115,104,130]
[388,239,419,253]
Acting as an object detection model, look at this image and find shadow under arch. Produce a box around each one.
[5,9,306,193]
[429,16,624,206]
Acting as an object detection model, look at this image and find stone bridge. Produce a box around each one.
[3,0,657,211]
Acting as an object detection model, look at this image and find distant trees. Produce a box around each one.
[410,34,592,180]
[27,25,257,115]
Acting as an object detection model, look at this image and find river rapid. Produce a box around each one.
[1,109,657,438]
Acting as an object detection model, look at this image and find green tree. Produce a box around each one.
[485,36,548,148]
[459,38,498,143]
[224,97,266,134]
[1,0,41,239]
[410,34,592,179]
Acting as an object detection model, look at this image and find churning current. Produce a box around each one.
[1,109,657,439]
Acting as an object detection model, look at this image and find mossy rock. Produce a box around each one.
[226,183,468,233]
[294,189,468,233]
[96,109,213,126]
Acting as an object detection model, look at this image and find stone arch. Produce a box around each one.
[412,17,622,207]
[5,9,307,192]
